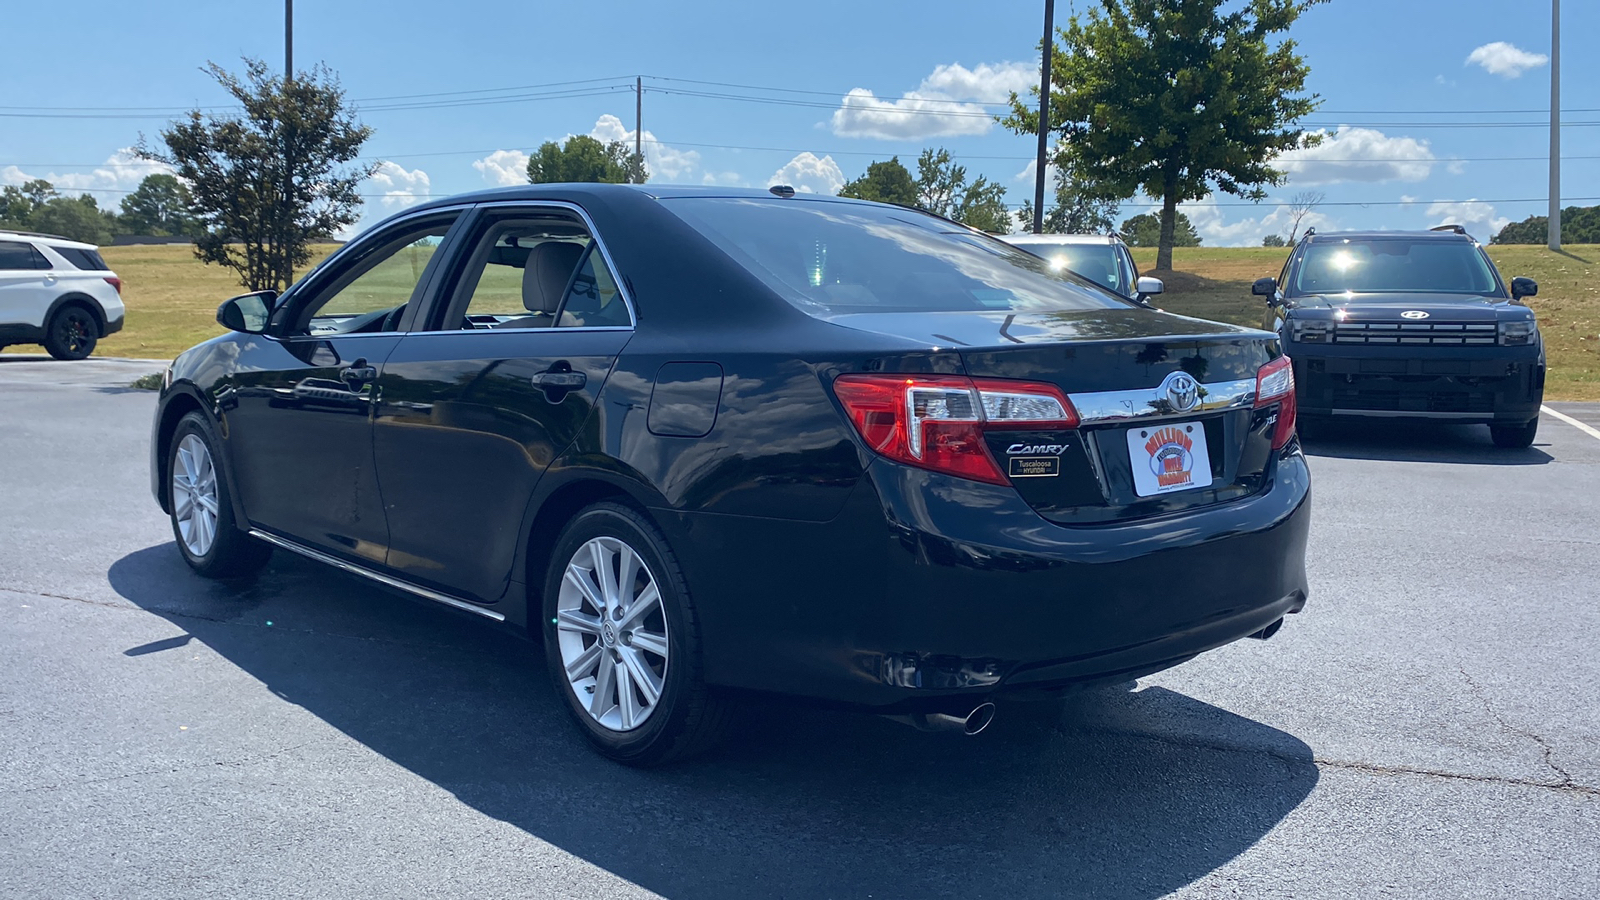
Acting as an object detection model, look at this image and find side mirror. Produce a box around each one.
[1252,277,1277,297]
[1511,277,1538,300]
[1136,276,1164,296]
[217,290,277,334]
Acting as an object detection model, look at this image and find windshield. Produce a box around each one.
[1291,239,1501,296]
[1020,243,1127,295]
[663,198,1131,314]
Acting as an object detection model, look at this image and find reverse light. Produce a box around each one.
[1499,320,1537,346]
[1254,357,1297,450]
[832,374,1078,485]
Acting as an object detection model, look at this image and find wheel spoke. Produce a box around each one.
[564,642,603,680]
[590,539,618,608]
[620,647,662,706]
[615,660,638,729]
[196,494,219,516]
[590,653,616,718]
[556,608,602,636]
[172,486,194,520]
[562,566,605,613]
[615,547,639,605]
[630,629,668,658]
[619,582,660,631]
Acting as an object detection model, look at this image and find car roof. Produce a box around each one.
[1304,230,1475,243]
[406,183,890,213]
[0,230,100,250]
[999,233,1120,246]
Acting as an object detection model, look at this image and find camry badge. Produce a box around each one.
[1401,310,1430,319]
[1159,371,1201,413]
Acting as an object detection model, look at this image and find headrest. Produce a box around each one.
[522,241,586,314]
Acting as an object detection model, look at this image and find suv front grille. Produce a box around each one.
[1333,321,1497,346]
[1331,389,1495,413]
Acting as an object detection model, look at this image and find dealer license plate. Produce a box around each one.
[1126,421,1213,497]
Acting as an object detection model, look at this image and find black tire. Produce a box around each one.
[542,501,731,766]
[167,412,273,578]
[43,304,98,361]
[1490,418,1539,449]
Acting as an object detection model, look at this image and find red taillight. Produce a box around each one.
[1254,356,1297,449]
[832,374,1079,485]
[103,276,122,293]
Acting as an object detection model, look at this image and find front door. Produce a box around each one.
[0,240,52,330]
[373,205,633,603]
[223,210,464,563]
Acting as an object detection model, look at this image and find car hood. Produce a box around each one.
[1291,292,1511,321]
[822,308,1269,349]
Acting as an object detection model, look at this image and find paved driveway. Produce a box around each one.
[2,356,1596,899]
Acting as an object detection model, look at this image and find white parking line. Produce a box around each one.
[1542,405,1600,443]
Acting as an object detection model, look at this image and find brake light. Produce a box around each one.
[103,276,122,293]
[832,374,1079,485]
[1254,357,1297,449]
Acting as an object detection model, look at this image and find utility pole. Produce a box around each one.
[1549,0,1561,251]
[1033,0,1054,234]
[286,0,294,81]
[636,77,643,172]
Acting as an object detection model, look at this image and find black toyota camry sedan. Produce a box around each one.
[151,185,1311,765]
[1255,227,1544,447]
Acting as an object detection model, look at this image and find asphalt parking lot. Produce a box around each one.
[2,354,1597,899]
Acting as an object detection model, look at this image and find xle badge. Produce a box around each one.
[1009,456,1061,478]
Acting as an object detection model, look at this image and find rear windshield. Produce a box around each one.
[663,198,1130,314]
[54,246,109,271]
[1291,239,1501,296]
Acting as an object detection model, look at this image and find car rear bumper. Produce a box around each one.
[663,448,1311,710]
[1290,346,1543,425]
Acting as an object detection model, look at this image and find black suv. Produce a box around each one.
[1255,226,1544,447]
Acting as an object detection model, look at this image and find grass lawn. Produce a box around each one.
[10,242,1596,401]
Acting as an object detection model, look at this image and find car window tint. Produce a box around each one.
[298,217,457,334]
[559,246,630,327]
[665,198,1128,314]
[55,247,109,271]
[449,216,597,330]
[0,241,48,270]
[1292,240,1499,295]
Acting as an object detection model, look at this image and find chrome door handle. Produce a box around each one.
[339,359,378,390]
[530,370,586,389]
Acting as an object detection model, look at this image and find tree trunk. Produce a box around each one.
[1156,190,1178,271]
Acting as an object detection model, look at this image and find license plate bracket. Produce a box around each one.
[1126,421,1213,497]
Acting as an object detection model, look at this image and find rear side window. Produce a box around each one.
[0,241,50,270]
[54,247,109,271]
[664,198,1130,315]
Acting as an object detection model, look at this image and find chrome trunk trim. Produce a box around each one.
[1068,377,1258,425]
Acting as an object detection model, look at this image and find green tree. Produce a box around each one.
[0,179,60,230]
[32,194,115,245]
[910,148,1011,232]
[1493,205,1600,244]
[525,134,646,184]
[838,157,917,206]
[1262,233,1288,247]
[1015,166,1122,234]
[139,58,377,292]
[1121,212,1200,248]
[1004,0,1322,270]
[955,177,1011,233]
[118,173,196,236]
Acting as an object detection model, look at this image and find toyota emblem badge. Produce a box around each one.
[1159,371,1201,413]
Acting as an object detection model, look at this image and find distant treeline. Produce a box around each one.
[1493,204,1600,245]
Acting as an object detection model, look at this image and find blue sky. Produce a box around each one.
[3,0,1593,244]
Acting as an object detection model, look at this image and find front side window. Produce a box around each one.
[664,198,1130,315]
[0,241,49,271]
[292,215,458,335]
[445,214,630,330]
[1290,239,1501,296]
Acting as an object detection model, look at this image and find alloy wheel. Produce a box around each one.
[58,311,92,356]
[556,536,670,732]
[172,433,220,558]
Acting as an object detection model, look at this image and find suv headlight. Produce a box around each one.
[1291,319,1332,343]
[1499,320,1537,346]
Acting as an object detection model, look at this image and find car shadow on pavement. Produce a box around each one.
[1302,419,1555,465]
[108,543,1318,900]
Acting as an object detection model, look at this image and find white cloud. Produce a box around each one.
[700,170,747,187]
[768,152,845,195]
[1,148,174,208]
[367,161,430,209]
[472,149,530,187]
[830,60,1033,140]
[1182,197,1336,248]
[1466,42,1549,78]
[589,114,699,182]
[1277,127,1435,184]
[1426,199,1509,243]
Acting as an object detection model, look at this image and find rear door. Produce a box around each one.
[372,202,634,603]
[0,240,53,328]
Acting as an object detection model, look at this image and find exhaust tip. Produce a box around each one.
[1248,618,1285,640]
[963,702,996,736]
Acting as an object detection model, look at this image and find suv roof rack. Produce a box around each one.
[1430,224,1469,235]
[0,229,75,242]
[1300,227,1315,239]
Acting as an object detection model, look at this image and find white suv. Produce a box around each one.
[0,231,125,360]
